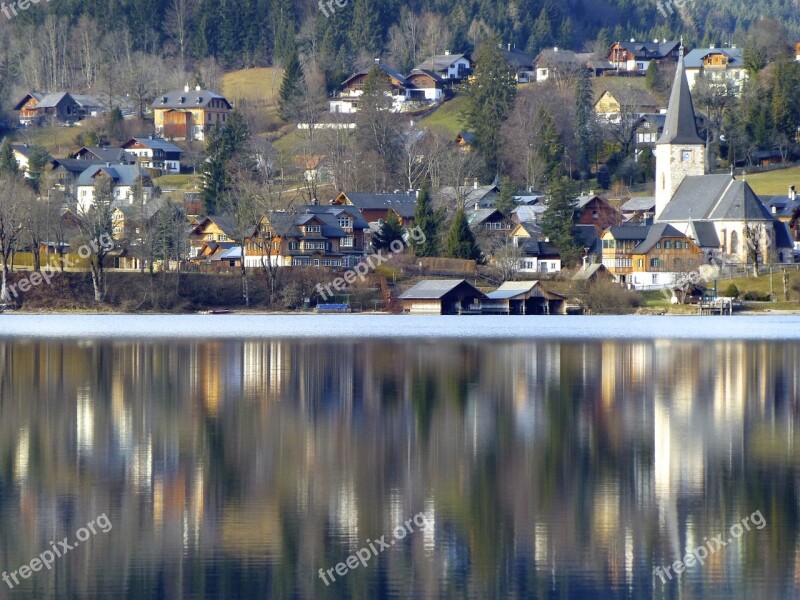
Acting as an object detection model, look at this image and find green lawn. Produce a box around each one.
[154,174,201,190]
[742,166,800,196]
[419,95,468,137]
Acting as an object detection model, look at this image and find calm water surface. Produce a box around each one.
[0,316,799,599]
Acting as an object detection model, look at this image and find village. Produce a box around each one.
[1,36,800,315]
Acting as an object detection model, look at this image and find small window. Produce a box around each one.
[656,242,661,249]
[664,240,672,249]
[650,258,659,268]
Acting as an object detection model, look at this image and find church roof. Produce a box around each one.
[658,174,774,222]
[657,56,703,146]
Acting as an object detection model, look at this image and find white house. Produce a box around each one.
[682,47,748,95]
[414,52,471,80]
[76,164,153,213]
[121,137,184,174]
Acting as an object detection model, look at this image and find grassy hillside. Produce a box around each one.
[419,95,468,137]
[743,166,800,196]
[221,67,283,106]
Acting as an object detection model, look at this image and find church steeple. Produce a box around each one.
[657,49,703,146]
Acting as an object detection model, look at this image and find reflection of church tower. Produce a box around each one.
[655,48,706,219]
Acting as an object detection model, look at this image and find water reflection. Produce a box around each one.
[0,338,798,599]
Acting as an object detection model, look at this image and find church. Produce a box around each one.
[654,52,794,266]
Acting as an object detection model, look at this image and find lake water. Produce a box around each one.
[0,316,799,599]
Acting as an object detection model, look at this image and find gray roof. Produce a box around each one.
[500,49,534,69]
[657,57,703,145]
[519,239,560,258]
[438,185,498,207]
[34,92,72,109]
[152,89,231,110]
[535,48,584,67]
[408,68,446,83]
[573,224,601,253]
[683,47,744,69]
[760,195,800,219]
[73,146,133,164]
[340,192,417,219]
[632,223,688,254]
[125,137,184,154]
[774,221,794,249]
[616,41,681,60]
[622,197,656,212]
[343,64,410,88]
[688,221,721,248]
[51,158,105,174]
[658,175,773,222]
[606,225,651,241]
[76,164,150,187]
[487,281,547,300]
[415,54,469,72]
[398,279,483,300]
[573,263,608,281]
[466,208,504,227]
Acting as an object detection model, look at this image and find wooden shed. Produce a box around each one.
[483,281,567,315]
[398,279,486,315]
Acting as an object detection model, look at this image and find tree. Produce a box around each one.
[25,146,51,193]
[540,177,581,266]
[573,69,595,182]
[76,178,116,303]
[201,111,250,214]
[444,208,481,261]
[413,180,440,257]
[538,106,564,181]
[349,0,383,55]
[464,37,517,175]
[0,176,29,303]
[278,50,303,121]
[644,61,659,92]
[0,139,18,177]
[373,211,405,251]
[495,177,516,215]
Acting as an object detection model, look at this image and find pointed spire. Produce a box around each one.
[657,54,703,145]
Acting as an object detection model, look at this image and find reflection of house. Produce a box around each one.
[121,137,184,174]
[683,47,747,94]
[152,85,232,141]
[484,281,566,314]
[332,192,416,225]
[607,40,681,73]
[398,279,485,314]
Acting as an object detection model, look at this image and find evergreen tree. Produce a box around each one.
[201,112,251,215]
[495,177,516,215]
[349,0,382,55]
[527,8,553,55]
[644,61,659,92]
[574,69,594,182]
[372,211,405,251]
[538,106,564,182]
[413,179,440,257]
[0,139,18,177]
[444,208,481,261]
[558,18,574,48]
[279,50,303,120]
[464,36,517,175]
[25,146,51,193]
[541,177,581,266]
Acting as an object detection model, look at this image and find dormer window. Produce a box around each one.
[306,225,321,233]
[179,97,185,104]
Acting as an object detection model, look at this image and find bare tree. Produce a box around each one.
[0,176,29,303]
[76,179,116,303]
[744,222,769,276]
[165,0,195,74]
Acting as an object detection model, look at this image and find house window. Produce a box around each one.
[219,235,228,242]
[289,241,298,250]
[338,217,351,229]
[306,225,321,233]
[341,236,354,247]
[664,240,672,249]
[652,274,658,284]
[314,258,320,266]
[650,258,659,268]
[638,259,643,268]
[592,211,598,219]
[656,242,661,249]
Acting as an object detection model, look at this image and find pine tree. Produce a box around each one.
[464,36,517,175]
[373,211,405,251]
[349,0,382,55]
[644,61,659,92]
[279,50,303,120]
[201,113,251,214]
[0,139,18,177]
[541,177,581,266]
[538,106,564,182]
[495,177,516,215]
[573,69,594,182]
[527,8,553,55]
[444,208,481,261]
[413,180,440,257]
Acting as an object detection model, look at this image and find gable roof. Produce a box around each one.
[683,47,745,69]
[573,262,608,280]
[407,69,446,83]
[337,192,417,219]
[123,137,184,154]
[774,221,794,249]
[500,48,534,69]
[687,221,721,248]
[398,279,485,300]
[415,53,469,72]
[595,86,660,109]
[605,225,651,241]
[622,197,657,212]
[13,92,74,110]
[658,175,773,222]
[466,208,506,227]
[632,223,690,253]
[152,89,231,110]
[72,146,133,163]
[657,57,703,145]
[76,164,150,187]
[614,40,681,60]
[342,64,410,88]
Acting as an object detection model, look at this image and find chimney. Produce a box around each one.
[474,202,479,211]
[772,205,778,214]
[790,185,796,200]
[196,85,201,91]
[375,58,380,64]
[184,84,190,93]
[445,50,450,56]
[710,44,716,49]
[507,44,511,51]
[554,46,559,52]
[473,178,478,190]
[589,189,594,196]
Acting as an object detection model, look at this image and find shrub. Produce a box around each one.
[723,283,739,298]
